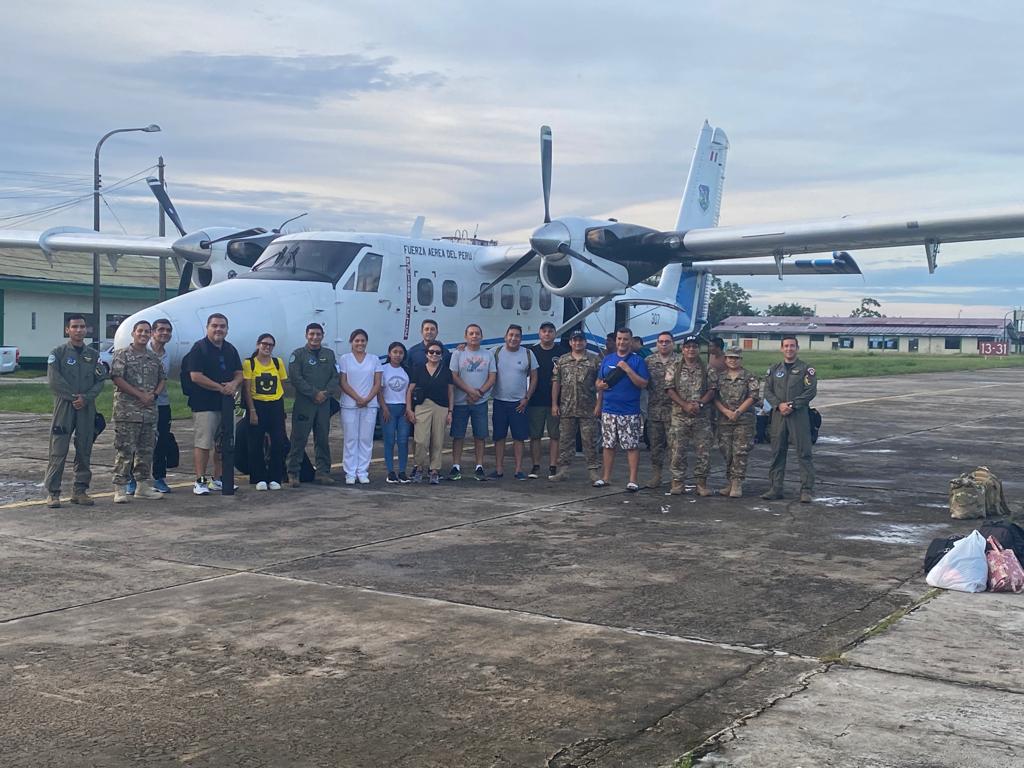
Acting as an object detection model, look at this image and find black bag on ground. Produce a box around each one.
[979,521,1024,566]
[809,407,822,444]
[236,418,315,482]
[924,535,964,573]
[165,432,180,469]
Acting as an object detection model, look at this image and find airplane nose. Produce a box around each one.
[529,220,571,261]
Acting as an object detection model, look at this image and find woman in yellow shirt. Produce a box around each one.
[242,333,288,490]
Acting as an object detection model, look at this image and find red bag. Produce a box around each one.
[986,536,1024,593]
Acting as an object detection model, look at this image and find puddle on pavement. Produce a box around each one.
[816,435,853,444]
[815,496,863,507]
[861,449,896,453]
[841,523,947,545]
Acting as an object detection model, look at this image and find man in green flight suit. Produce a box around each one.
[287,322,342,486]
[43,314,108,507]
[761,336,817,503]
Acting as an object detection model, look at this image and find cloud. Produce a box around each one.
[129,52,445,105]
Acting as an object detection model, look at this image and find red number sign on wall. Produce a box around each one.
[978,341,1008,356]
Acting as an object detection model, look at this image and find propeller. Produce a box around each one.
[146,177,193,294]
[541,125,552,224]
[471,249,538,302]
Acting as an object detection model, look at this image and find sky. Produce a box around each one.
[2,0,1023,318]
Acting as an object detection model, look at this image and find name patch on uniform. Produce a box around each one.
[775,369,785,378]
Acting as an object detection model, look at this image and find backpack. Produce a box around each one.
[978,521,1024,565]
[179,348,196,398]
[923,535,964,573]
[809,407,822,444]
[949,466,1013,520]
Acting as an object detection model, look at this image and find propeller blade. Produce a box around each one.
[146,177,187,236]
[200,227,268,248]
[176,261,193,295]
[541,125,552,224]
[470,250,537,302]
[558,244,628,286]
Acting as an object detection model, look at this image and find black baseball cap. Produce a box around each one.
[540,321,556,331]
[569,329,586,339]
[682,335,701,346]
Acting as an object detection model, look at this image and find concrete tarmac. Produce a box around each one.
[0,368,1021,767]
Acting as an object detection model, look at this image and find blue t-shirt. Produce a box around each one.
[599,352,649,415]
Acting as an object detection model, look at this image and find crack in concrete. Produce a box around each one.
[841,660,1024,696]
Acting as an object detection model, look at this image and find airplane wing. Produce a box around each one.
[0,228,176,262]
[699,252,862,277]
[679,207,1024,273]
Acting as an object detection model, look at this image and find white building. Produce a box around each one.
[0,247,169,363]
[712,315,1016,355]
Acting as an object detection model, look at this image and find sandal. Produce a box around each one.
[592,479,607,487]
[626,482,639,492]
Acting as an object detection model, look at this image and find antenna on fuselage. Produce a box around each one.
[274,212,308,233]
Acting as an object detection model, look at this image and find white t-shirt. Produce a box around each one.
[380,364,410,405]
[338,352,382,409]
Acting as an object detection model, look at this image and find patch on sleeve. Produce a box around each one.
[289,353,296,364]
[807,367,816,376]
[47,353,56,364]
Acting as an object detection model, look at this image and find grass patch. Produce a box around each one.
[1,368,47,379]
[0,381,197,420]
[729,351,1024,380]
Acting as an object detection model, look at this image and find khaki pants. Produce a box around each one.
[414,399,447,472]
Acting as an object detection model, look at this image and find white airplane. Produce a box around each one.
[4,121,1024,371]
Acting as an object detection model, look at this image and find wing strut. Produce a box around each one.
[925,240,940,273]
[554,293,617,338]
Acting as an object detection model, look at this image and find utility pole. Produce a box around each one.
[158,156,166,301]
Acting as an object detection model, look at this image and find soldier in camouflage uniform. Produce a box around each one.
[666,336,716,496]
[644,331,678,488]
[549,330,601,483]
[287,323,342,485]
[761,336,817,504]
[43,314,107,508]
[110,320,167,503]
[711,346,760,498]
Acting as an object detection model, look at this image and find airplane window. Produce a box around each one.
[245,240,369,286]
[417,278,434,306]
[342,273,355,290]
[355,253,383,292]
[519,285,533,311]
[442,280,458,307]
[539,285,551,312]
[479,284,494,309]
[500,284,514,310]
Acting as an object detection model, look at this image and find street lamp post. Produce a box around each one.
[92,124,161,347]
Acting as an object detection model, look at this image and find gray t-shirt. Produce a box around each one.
[449,347,497,406]
[492,345,537,403]
[148,340,170,407]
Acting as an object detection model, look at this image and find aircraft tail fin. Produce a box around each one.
[673,121,729,231]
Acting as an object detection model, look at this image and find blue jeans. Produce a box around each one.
[381,402,410,473]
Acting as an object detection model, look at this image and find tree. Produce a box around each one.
[764,302,814,317]
[707,277,758,327]
[850,297,884,318]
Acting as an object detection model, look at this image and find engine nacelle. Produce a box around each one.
[539,253,628,297]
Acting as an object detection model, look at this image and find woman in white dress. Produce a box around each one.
[338,328,382,484]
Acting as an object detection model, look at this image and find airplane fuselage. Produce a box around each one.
[113,231,706,369]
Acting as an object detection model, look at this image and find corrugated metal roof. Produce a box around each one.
[713,315,1006,337]
[0,247,165,287]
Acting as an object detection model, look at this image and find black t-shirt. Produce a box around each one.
[528,343,567,407]
[411,362,452,408]
[184,337,243,412]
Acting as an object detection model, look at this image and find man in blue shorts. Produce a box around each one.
[449,323,496,481]
[491,324,537,480]
[595,327,649,491]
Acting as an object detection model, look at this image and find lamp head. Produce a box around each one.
[143,124,161,133]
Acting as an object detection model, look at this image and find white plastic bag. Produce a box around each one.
[926,530,989,592]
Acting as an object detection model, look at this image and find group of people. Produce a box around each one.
[42,313,818,506]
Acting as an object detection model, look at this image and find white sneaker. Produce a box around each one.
[207,478,239,491]
[268,481,282,490]
[345,476,356,485]
[256,481,268,491]
[193,478,210,495]
[357,475,370,484]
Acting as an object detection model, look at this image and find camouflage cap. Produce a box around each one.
[724,345,743,357]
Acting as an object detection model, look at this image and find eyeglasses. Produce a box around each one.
[657,339,673,344]
[427,350,442,356]
[259,342,275,347]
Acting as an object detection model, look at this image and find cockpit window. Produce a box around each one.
[243,240,370,286]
